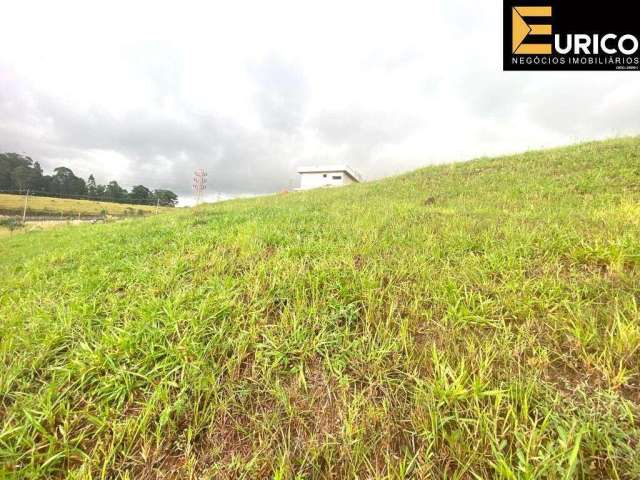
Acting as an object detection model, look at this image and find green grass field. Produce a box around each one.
[0,193,167,217]
[1,138,639,478]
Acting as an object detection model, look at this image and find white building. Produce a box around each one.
[296,165,362,190]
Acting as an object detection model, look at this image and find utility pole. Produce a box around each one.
[22,189,29,222]
[193,169,207,205]
[155,197,160,215]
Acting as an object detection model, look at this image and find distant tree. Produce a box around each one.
[49,167,87,196]
[0,153,32,172]
[30,162,47,191]
[129,185,152,202]
[10,165,32,190]
[105,180,127,200]
[87,174,97,197]
[0,166,10,189]
[39,172,53,190]
[153,189,178,207]
[1,152,180,205]
[0,153,41,190]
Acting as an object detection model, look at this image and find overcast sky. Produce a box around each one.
[1,1,639,204]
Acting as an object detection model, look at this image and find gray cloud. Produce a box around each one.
[250,55,310,133]
[455,70,529,117]
[0,64,296,196]
[313,108,420,148]
[525,80,640,137]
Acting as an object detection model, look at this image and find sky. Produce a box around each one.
[1,1,639,205]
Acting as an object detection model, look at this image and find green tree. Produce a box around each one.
[105,181,127,200]
[50,167,87,196]
[0,167,10,189]
[129,185,152,202]
[0,152,180,206]
[153,189,178,207]
[10,165,32,190]
[30,162,46,191]
[0,153,42,190]
[87,174,97,197]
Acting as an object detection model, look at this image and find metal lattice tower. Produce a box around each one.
[193,169,207,205]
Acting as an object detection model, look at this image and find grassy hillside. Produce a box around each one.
[1,138,639,479]
[0,193,168,217]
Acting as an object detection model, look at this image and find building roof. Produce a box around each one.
[296,164,362,182]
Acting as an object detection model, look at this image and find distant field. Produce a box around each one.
[1,138,639,478]
[0,193,168,217]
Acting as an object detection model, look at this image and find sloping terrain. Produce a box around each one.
[1,138,639,478]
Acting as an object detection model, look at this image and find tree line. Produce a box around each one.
[0,153,178,206]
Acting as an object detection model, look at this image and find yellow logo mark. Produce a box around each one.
[512,6,552,54]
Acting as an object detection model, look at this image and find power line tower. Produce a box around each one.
[193,168,207,205]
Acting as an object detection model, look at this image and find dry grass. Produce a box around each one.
[0,220,86,239]
[0,193,169,217]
